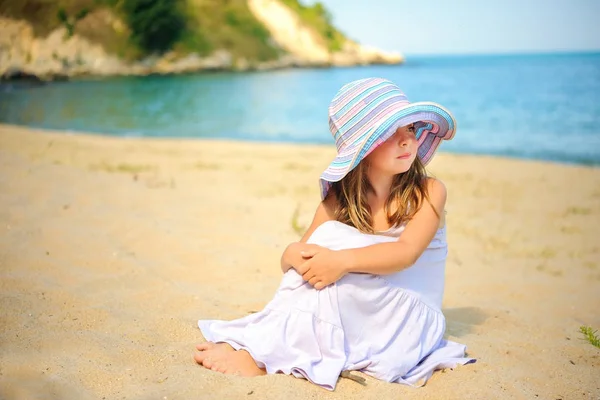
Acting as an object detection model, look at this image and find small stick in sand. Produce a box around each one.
[340,371,367,385]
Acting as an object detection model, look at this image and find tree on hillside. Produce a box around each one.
[122,0,186,54]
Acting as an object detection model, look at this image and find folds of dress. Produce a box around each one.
[198,220,475,390]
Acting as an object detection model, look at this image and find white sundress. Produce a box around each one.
[198,220,475,390]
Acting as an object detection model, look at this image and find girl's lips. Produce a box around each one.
[396,153,411,159]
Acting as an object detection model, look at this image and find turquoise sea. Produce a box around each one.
[1,52,599,165]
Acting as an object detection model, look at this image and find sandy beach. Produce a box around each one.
[0,123,598,400]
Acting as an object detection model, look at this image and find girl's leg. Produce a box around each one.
[194,342,266,376]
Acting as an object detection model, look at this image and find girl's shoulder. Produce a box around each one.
[423,177,447,228]
[424,177,447,199]
[425,175,445,187]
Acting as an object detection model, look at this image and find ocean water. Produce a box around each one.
[1,52,599,165]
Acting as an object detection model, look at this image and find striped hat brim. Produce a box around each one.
[319,101,456,200]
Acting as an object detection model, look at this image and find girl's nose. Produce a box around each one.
[397,132,410,147]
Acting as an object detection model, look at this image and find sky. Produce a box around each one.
[312,0,600,55]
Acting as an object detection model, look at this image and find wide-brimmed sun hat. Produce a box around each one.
[319,77,457,200]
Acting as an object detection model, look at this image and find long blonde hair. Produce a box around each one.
[329,157,435,233]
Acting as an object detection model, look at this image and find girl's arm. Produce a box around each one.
[280,243,299,273]
[298,179,447,288]
[281,242,320,273]
[280,197,337,273]
[342,178,447,275]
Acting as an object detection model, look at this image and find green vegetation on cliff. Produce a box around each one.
[279,0,346,52]
[181,0,281,61]
[0,0,312,61]
[119,0,187,54]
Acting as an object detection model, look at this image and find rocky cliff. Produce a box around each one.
[0,0,404,80]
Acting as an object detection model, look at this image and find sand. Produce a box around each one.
[0,123,598,400]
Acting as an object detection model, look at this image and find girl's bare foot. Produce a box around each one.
[194,342,266,377]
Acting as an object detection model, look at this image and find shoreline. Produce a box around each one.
[4,49,598,83]
[0,124,599,399]
[0,58,404,83]
[0,123,597,170]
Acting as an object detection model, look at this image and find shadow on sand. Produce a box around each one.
[443,307,489,337]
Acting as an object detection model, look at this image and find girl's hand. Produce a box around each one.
[281,243,325,273]
[296,248,348,290]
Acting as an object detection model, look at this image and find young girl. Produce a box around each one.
[194,77,475,390]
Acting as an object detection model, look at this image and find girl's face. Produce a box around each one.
[365,124,418,175]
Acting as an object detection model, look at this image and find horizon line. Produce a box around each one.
[400,49,600,58]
